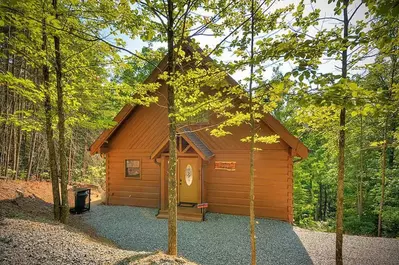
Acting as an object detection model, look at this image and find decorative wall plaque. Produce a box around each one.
[215,161,236,171]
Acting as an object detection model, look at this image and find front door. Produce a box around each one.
[178,157,200,203]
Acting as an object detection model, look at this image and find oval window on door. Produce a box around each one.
[185,164,193,186]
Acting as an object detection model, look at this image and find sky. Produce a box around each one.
[115,0,370,85]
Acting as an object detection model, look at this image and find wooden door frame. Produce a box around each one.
[160,153,202,210]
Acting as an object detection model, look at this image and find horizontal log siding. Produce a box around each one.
[287,148,294,223]
[195,116,289,151]
[107,150,160,208]
[108,85,169,151]
[205,149,291,221]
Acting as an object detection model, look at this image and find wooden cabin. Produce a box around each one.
[90,45,308,222]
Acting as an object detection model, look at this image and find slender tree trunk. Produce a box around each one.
[15,97,25,179]
[12,94,18,179]
[5,127,12,178]
[166,0,177,256]
[68,135,73,183]
[14,127,22,179]
[42,16,61,221]
[377,55,396,236]
[1,26,11,178]
[12,124,17,179]
[249,0,256,263]
[14,96,23,179]
[387,56,397,169]
[378,140,387,237]
[53,0,69,224]
[5,54,16,179]
[26,131,37,181]
[318,183,323,221]
[336,108,346,265]
[336,1,348,264]
[310,178,314,219]
[358,116,364,216]
[81,142,88,178]
[35,142,45,179]
[324,187,327,221]
[387,120,396,168]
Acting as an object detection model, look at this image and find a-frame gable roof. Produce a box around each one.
[90,44,308,158]
[150,127,214,161]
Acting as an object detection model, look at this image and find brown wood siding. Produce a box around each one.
[194,114,289,151]
[205,149,291,221]
[287,148,294,223]
[106,153,110,204]
[103,82,294,220]
[108,85,169,151]
[107,150,160,208]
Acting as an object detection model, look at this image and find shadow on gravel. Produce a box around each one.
[0,197,116,247]
[84,206,313,265]
[0,197,55,222]
[114,253,155,265]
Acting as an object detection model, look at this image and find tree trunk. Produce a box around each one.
[387,56,397,169]
[14,126,22,179]
[378,140,387,237]
[336,108,346,265]
[336,1,348,264]
[166,0,177,256]
[249,0,256,263]
[53,0,69,224]
[357,116,364,216]
[378,54,397,236]
[318,183,323,221]
[12,99,18,179]
[42,17,61,221]
[5,126,12,179]
[14,95,23,179]
[310,178,314,219]
[5,54,15,179]
[26,131,37,181]
[81,142,88,178]
[0,27,9,177]
[323,187,327,221]
[68,135,73,183]
[35,142,45,179]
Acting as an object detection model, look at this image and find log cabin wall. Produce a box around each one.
[204,149,292,222]
[105,85,168,208]
[101,82,295,221]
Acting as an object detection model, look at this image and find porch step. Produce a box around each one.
[157,209,203,222]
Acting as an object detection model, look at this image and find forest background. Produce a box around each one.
[0,0,398,239]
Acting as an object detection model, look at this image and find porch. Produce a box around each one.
[151,128,214,222]
[157,205,204,222]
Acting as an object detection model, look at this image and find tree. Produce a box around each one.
[0,0,139,222]
[52,0,69,223]
[130,0,242,255]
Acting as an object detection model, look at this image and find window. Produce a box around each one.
[125,159,141,178]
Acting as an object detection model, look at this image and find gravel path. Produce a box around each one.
[0,218,193,265]
[84,205,399,265]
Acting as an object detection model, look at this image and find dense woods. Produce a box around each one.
[0,0,398,264]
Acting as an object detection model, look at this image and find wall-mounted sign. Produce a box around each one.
[197,203,208,209]
[215,161,236,171]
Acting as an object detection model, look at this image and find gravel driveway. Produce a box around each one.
[0,218,194,265]
[83,205,399,265]
[0,218,140,265]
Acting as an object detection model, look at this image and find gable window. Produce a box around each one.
[125,159,141,178]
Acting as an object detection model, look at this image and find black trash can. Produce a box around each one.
[70,188,91,214]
